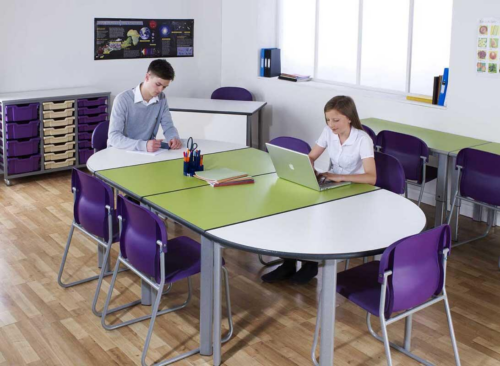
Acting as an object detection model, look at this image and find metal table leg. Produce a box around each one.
[434,153,449,227]
[213,242,223,366]
[448,155,461,241]
[201,236,215,356]
[319,260,338,366]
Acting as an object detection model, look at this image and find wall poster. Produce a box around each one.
[94,18,194,60]
[477,18,499,76]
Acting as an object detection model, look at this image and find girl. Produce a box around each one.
[262,95,376,284]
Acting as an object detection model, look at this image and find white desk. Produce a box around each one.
[166,97,266,149]
[89,144,426,365]
[86,139,248,172]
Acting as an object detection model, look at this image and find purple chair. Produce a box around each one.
[259,136,312,267]
[376,130,438,206]
[211,87,253,101]
[447,148,500,267]
[57,169,135,317]
[101,195,233,365]
[362,124,377,145]
[91,121,109,153]
[375,152,406,195]
[311,225,461,365]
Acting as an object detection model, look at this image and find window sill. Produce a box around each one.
[256,76,448,110]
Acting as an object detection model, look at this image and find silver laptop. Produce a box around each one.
[266,143,351,191]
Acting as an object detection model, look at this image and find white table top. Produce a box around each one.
[0,87,110,103]
[87,139,248,172]
[207,189,426,259]
[168,97,266,115]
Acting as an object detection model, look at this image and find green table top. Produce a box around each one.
[97,148,275,198]
[362,118,489,154]
[145,173,378,232]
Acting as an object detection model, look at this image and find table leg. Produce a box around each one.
[434,153,449,227]
[246,115,253,148]
[213,242,223,366]
[448,155,461,241]
[201,236,215,356]
[319,260,338,366]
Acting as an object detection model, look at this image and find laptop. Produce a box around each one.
[266,143,351,191]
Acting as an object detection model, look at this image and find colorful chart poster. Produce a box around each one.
[94,18,194,60]
[477,18,500,76]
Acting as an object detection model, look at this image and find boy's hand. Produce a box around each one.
[147,139,162,152]
[169,138,182,150]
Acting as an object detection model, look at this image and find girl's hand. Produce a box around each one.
[320,172,345,183]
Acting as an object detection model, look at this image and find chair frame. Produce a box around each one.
[311,248,460,366]
[57,185,139,317]
[447,165,500,267]
[101,214,234,366]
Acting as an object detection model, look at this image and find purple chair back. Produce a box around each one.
[361,124,377,145]
[376,130,429,183]
[211,87,253,101]
[456,148,500,206]
[117,195,167,284]
[378,225,451,318]
[71,168,115,242]
[91,121,109,152]
[267,136,312,154]
[375,152,405,194]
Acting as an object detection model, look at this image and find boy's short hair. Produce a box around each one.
[147,59,175,81]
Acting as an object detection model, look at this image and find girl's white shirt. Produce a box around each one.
[316,126,374,175]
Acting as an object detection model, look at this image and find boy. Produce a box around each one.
[108,59,182,151]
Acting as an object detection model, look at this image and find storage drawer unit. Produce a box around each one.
[79,148,94,165]
[2,120,39,140]
[44,142,75,153]
[43,117,75,128]
[79,113,108,124]
[0,87,110,185]
[78,105,107,116]
[44,158,76,170]
[5,103,39,122]
[43,100,74,111]
[78,97,107,108]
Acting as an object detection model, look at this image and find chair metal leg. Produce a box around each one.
[443,291,461,365]
[379,314,393,366]
[258,254,284,267]
[58,222,110,288]
[344,259,350,271]
[366,313,434,366]
[417,181,426,207]
[452,220,493,248]
[405,182,408,199]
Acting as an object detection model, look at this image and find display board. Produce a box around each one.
[477,18,499,76]
[94,18,194,60]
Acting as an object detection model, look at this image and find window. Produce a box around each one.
[278,0,453,96]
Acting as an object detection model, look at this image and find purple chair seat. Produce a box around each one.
[337,261,382,316]
[91,121,109,152]
[375,152,406,195]
[267,136,312,154]
[362,124,377,145]
[162,236,226,283]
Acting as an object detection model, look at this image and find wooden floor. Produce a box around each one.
[0,171,499,366]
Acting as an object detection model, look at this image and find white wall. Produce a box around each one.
[221,0,500,220]
[221,0,500,146]
[0,0,222,100]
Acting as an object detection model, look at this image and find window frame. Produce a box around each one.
[277,0,425,96]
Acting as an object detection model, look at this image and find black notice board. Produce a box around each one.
[94,18,194,60]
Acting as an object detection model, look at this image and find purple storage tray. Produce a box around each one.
[78,132,92,141]
[78,123,99,133]
[3,120,40,140]
[78,113,108,124]
[78,140,92,149]
[6,137,41,157]
[78,105,107,116]
[79,148,94,165]
[5,155,41,175]
[5,103,39,122]
[78,97,107,108]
